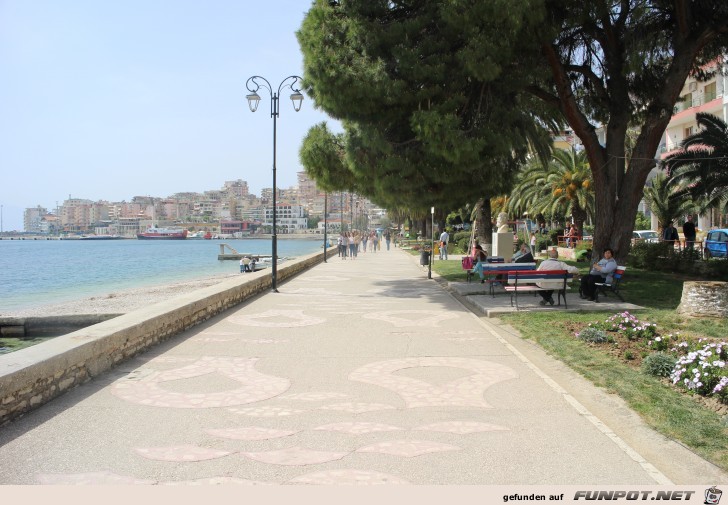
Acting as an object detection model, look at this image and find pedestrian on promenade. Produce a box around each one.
[349,232,357,259]
[439,229,449,260]
[384,230,391,250]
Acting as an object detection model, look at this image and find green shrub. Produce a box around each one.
[549,229,561,246]
[535,235,552,253]
[453,231,471,254]
[575,327,611,343]
[642,352,676,377]
[627,242,672,270]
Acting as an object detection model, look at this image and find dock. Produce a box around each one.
[217,243,273,261]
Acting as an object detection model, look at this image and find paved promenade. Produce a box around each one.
[0,248,724,485]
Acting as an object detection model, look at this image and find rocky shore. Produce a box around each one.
[4,273,241,318]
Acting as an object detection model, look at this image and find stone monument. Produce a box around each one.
[492,212,514,258]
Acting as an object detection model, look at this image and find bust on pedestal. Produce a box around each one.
[492,212,514,258]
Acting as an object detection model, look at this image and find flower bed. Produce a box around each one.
[574,311,728,405]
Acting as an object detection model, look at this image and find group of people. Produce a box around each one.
[663,215,697,247]
[239,256,257,273]
[337,229,392,259]
[467,240,617,305]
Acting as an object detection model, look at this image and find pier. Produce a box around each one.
[217,242,273,261]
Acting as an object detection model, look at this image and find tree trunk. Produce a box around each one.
[474,198,493,253]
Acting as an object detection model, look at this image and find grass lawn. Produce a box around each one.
[431,253,728,471]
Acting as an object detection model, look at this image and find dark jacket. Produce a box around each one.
[663,226,679,241]
[514,251,534,263]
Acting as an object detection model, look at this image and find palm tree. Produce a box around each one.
[664,112,728,210]
[642,172,695,232]
[508,147,594,233]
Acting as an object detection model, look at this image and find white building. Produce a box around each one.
[263,204,308,233]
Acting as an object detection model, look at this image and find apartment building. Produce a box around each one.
[23,205,48,233]
[263,204,308,233]
[658,56,727,230]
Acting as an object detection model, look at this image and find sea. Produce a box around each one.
[0,238,323,312]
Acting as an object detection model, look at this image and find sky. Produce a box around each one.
[0,0,340,232]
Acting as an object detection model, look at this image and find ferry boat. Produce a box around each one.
[137,227,188,240]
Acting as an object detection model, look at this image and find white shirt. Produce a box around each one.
[439,231,449,244]
[536,258,579,289]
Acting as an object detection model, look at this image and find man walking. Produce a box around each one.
[439,229,449,260]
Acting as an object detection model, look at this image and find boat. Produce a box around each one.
[137,227,188,240]
[79,234,124,240]
[187,231,213,240]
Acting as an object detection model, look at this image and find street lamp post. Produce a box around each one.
[324,192,328,263]
[245,75,304,293]
[429,206,434,279]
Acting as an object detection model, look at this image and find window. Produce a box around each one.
[684,126,694,138]
[705,82,717,102]
[681,93,693,108]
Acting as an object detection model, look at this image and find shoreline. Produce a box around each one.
[4,273,243,318]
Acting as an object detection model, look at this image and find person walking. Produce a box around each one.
[439,230,449,260]
[384,230,391,250]
[530,232,537,256]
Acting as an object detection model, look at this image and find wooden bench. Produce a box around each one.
[504,270,573,310]
[469,262,537,297]
[594,266,626,302]
[463,257,504,282]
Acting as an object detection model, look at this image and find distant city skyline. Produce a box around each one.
[0,0,340,232]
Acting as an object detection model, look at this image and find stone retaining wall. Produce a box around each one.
[0,248,337,426]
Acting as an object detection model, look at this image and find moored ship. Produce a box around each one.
[137,227,188,240]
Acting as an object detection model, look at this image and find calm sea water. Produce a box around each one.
[0,238,322,312]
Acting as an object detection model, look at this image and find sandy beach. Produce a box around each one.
[5,273,242,318]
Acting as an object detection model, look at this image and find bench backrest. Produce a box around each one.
[485,263,536,271]
[507,270,572,286]
[611,266,626,285]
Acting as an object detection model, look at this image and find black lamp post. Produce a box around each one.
[429,206,434,279]
[245,75,304,293]
[323,192,328,263]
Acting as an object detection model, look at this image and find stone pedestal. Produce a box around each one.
[492,232,514,258]
[677,281,728,318]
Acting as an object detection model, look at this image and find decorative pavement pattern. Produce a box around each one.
[6,251,682,486]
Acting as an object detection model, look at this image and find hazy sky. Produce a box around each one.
[0,0,340,231]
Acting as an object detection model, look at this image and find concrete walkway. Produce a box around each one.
[0,248,724,485]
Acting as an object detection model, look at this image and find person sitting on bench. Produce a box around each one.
[536,249,579,306]
[512,243,534,263]
[580,248,617,301]
[471,244,489,283]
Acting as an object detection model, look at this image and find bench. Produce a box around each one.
[594,265,626,302]
[463,256,505,283]
[468,262,537,297]
[504,270,573,310]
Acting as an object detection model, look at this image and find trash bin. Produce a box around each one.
[419,250,430,265]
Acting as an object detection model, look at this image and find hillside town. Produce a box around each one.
[19,171,384,238]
